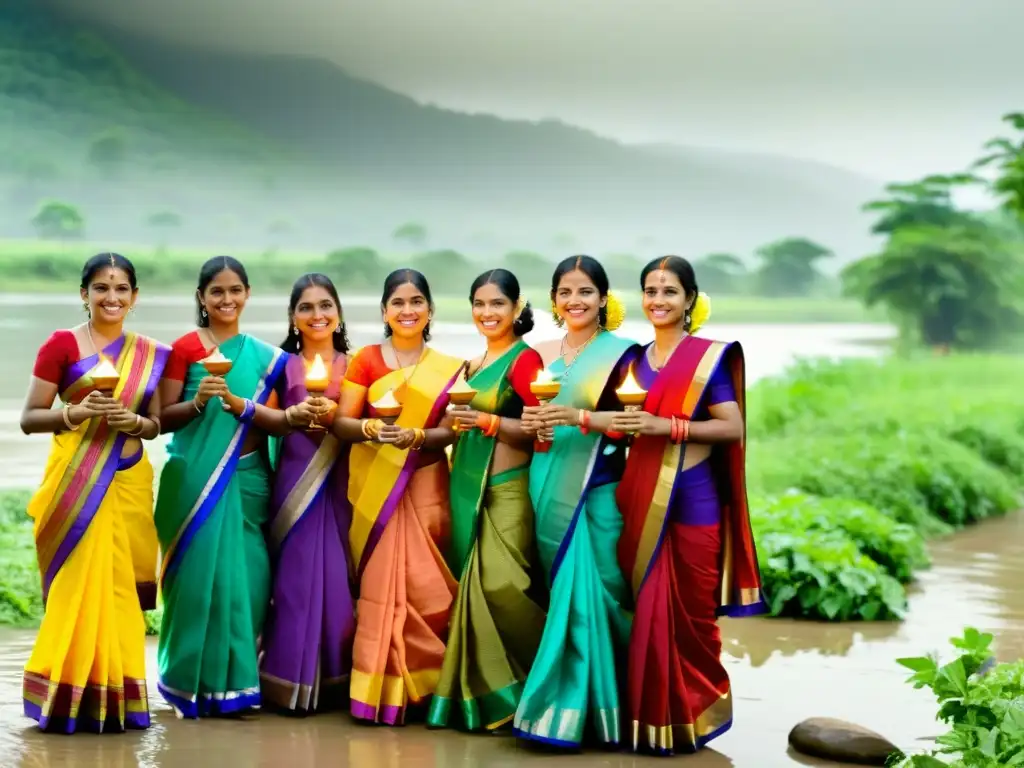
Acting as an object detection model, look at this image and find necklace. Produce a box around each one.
[559,328,601,375]
[85,320,118,358]
[468,340,516,379]
[647,332,688,371]
[388,340,426,383]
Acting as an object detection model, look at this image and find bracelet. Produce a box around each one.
[237,399,256,424]
[681,418,690,443]
[484,415,501,438]
[193,396,205,414]
[578,409,591,435]
[410,428,427,450]
[475,412,490,431]
[670,415,680,443]
[285,406,301,428]
[125,415,145,437]
[152,416,162,438]
[361,418,383,440]
[62,403,81,431]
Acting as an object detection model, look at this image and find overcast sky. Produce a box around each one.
[56,0,1022,183]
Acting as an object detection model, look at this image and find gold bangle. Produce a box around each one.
[410,428,426,450]
[126,415,145,437]
[193,396,205,414]
[62,403,81,431]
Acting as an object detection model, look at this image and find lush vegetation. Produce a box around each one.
[891,628,1024,767]
[745,354,1024,622]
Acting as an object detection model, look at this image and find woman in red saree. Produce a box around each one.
[611,256,765,756]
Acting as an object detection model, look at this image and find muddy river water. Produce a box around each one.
[0,295,1020,766]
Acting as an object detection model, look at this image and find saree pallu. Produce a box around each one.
[616,337,766,756]
[155,333,287,718]
[428,341,546,731]
[260,354,354,713]
[347,348,464,725]
[24,332,167,733]
[513,332,636,749]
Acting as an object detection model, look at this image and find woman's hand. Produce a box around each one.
[520,405,542,435]
[378,424,415,448]
[311,396,338,427]
[539,404,580,428]
[286,398,320,428]
[69,390,117,425]
[195,376,229,409]
[106,407,142,433]
[449,405,481,432]
[609,411,670,436]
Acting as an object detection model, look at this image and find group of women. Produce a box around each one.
[19,250,765,756]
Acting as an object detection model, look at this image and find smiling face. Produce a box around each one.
[471,282,516,341]
[80,267,136,325]
[642,268,692,330]
[292,285,340,345]
[383,281,430,340]
[554,268,605,333]
[199,268,249,328]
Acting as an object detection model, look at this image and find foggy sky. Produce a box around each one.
[54,0,1022,184]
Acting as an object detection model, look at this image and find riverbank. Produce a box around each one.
[2,353,1020,631]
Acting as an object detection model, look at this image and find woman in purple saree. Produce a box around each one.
[259,274,356,713]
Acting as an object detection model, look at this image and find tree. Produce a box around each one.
[602,253,645,291]
[87,129,127,178]
[842,225,1024,350]
[754,237,833,296]
[32,200,85,240]
[974,112,1024,221]
[416,249,471,279]
[863,174,979,236]
[325,247,384,289]
[393,221,428,248]
[146,210,183,248]
[694,252,747,295]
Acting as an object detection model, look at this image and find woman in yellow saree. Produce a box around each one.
[330,268,464,725]
[20,253,169,733]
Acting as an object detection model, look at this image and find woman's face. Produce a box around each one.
[80,267,136,325]
[642,268,691,330]
[554,269,605,332]
[292,285,340,344]
[471,282,516,341]
[383,281,430,340]
[200,269,249,326]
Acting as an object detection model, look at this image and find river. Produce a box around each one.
[2,294,1021,766]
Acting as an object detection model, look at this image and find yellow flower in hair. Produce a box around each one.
[604,290,626,331]
[689,292,711,334]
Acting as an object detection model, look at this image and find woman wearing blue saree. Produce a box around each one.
[513,255,638,749]
[155,256,290,718]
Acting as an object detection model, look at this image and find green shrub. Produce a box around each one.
[891,628,1024,767]
[752,494,929,583]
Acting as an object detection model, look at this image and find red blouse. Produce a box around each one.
[163,331,210,382]
[507,347,543,408]
[32,330,80,384]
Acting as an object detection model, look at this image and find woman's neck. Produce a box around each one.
[652,324,687,354]
[300,336,336,361]
[391,334,424,353]
[486,333,516,356]
[565,324,599,348]
[88,319,122,343]
[207,321,239,343]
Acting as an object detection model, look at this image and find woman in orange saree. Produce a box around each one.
[330,268,464,725]
[612,256,765,756]
[19,253,169,733]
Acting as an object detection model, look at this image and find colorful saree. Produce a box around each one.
[513,331,636,749]
[616,336,765,755]
[347,346,464,725]
[260,354,355,713]
[23,332,168,733]
[155,333,287,718]
[427,340,546,731]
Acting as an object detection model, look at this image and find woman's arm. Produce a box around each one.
[158,376,224,433]
[223,389,290,437]
[330,382,374,443]
[19,379,117,434]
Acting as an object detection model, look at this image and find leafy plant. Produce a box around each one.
[891,628,1024,767]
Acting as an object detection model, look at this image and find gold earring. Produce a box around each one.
[550,299,564,328]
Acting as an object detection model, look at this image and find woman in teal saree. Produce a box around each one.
[155,257,290,718]
[513,256,638,749]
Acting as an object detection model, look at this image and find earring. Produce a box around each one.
[201,307,208,319]
[685,312,692,327]
[335,325,341,334]
[550,299,564,328]
[293,327,299,336]
[82,302,89,315]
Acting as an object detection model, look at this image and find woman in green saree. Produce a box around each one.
[513,255,639,749]
[155,256,292,718]
[427,269,547,732]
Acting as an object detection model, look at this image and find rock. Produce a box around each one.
[788,717,899,766]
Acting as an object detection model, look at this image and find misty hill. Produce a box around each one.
[98,29,884,261]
